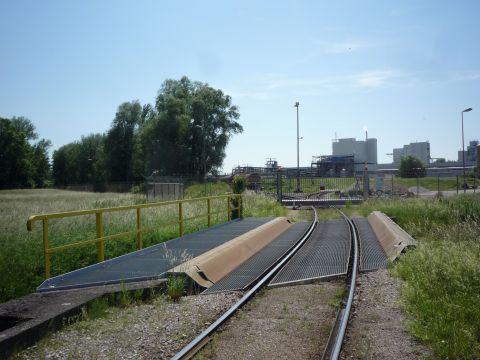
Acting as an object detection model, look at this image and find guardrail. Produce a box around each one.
[27,194,242,279]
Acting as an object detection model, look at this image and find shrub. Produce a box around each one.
[231,176,246,219]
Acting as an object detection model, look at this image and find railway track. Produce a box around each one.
[172,207,359,360]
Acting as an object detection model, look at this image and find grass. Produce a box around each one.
[0,185,286,303]
[348,194,480,359]
[390,176,460,192]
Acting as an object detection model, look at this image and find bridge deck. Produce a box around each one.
[269,219,351,287]
[202,222,311,294]
[37,217,274,292]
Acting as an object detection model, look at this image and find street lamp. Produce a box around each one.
[294,102,301,192]
[461,107,473,193]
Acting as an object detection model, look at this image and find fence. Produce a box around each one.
[376,173,478,197]
[146,182,184,201]
[250,171,478,204]
[27,194,242,279]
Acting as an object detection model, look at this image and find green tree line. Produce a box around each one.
[1,77,242,189]
[0,117,51,188]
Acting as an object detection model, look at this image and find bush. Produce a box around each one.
[399,155,426,178]
[231,176,246,219]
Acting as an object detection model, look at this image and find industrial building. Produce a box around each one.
[311,155,355,176]
[332,137,378,172]
[393,141,430,165]
[457,140,479,166]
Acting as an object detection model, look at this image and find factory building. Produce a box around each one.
[332,138,378,172]
[457,140,479,166]
[393,141,430,165]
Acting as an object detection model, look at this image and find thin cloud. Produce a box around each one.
[227,69,406,99]
[353,70,399,88]
[450,72,480,82]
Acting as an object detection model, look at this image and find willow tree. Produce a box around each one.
[145,76,242,179]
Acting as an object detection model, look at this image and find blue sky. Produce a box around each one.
[1,0,479,172]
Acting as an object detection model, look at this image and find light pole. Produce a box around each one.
[294,102,300,192]
[461,107,472,193]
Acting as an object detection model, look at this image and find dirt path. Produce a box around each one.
[340,270,431,359]
[196,281,343,360]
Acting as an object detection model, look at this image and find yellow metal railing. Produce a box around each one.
[27,194,242,279]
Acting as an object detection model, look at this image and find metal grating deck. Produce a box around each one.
[202,222,311,294]
[353,217,388,271]
[269,219,351,287]
[37,217,274,292]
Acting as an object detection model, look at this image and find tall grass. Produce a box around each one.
[0,186,285,303]
[353,194,480,359]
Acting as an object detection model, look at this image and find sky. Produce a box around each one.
[1,0,479,173]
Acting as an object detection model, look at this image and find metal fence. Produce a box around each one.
[375,173,478,197]
[146,182,184,201]
[251,171,478,205]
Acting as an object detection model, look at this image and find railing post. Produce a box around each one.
[178,201,183,236]
[207,198,211,227]
[43,219,51,279]
[136,208,143,250]
[227,195,231,221]
[96,212,105,262]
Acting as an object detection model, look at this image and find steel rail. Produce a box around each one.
[171,207,318,360]
[323,208,359,360]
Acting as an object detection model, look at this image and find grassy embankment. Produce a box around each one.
[349,195,480,359]
[0,185,286,303]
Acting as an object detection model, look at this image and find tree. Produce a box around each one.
[104,101,143,182]
[399,156,426,178]
[52,134,106,189]
[147,76,242,179]
[0,117,51,189]
[31,139,52,187]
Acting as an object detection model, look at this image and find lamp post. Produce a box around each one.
[461,107,473,193]
[294,102,300,192]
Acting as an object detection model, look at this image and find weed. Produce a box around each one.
[329,287,346,307]
[167,275,187,301]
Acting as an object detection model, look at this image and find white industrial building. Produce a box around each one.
[393,141,430,165]
[332,138,378,172]
[457,140,479,166]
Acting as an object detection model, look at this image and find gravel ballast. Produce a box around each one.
[14,292,241,360]
[196,281,343,360]
[340,269,431,359]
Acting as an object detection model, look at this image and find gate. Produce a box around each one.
[274,172,369,206]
